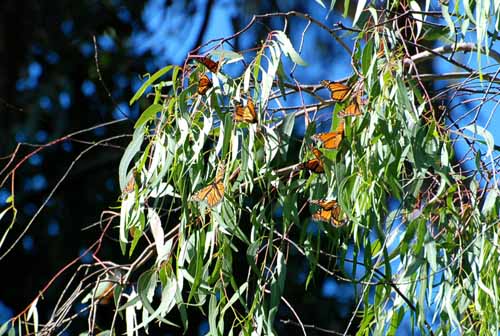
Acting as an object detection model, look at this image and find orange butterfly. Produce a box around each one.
[376,41,385,58]
[339,87,364,117]
[321,80,351,102]
[312,122,344,149]
[197,74,212,95]
[339,97,362,117]
[234,97,257,123]
[123,169,137,194]
[310,199,343,227]
[298,147,324,173]
[196,56,219,73]
[192,165,225,207]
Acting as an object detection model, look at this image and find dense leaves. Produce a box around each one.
[2,0,500,335]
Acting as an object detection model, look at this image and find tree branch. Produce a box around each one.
[410,42,500,65]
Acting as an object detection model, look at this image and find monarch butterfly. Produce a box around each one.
[298,147,324,173]
[123,169,137,194]
[310,199,343,227]
[196,56,219,73]
[192,165,225,207]
[339,89,363,117]
[197,74,212,95]
[312,122,344,149]
[339,101,361,117]
[321,80,351,102]
[376,41,385,58]
[234,97,257,123]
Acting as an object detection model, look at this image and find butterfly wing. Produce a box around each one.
[192,182,224,207]
[215,164,226,181]
[312,148,323,160]
[311,199,343,226]
[192,185,212,203]
[299,159,324,173]
[330,206,343,227]
[123,176,135,193]
[233,98,257,123]
[321,80,351,102]
[197,74,213,95]
[340,101,361,117]
[314,122,344,149]
[313,132,342,149]
[207,181,224,207]
[312,209,332,222]
[310,199,338,210]
[299,148,324,173]
[192,164,225,207]
[197,56,219,73]
[123,170,137,193]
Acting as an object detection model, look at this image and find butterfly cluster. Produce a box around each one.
[189,57,362,226]
[297,79,365,227]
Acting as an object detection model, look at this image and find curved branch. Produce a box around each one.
[410,42,500,65]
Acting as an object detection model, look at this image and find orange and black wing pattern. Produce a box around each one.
[321,80,351,102]
[234,97,257,123]
[196,56,219,73]
[298,147,324,173]
[312,122,344,149]
[310,199,343,227]
[192,165,225,207]
[339,101,361,117]
[197,74,213,95]
[339,91,363,117]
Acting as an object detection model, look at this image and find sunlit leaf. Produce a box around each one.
[130,65,173,105]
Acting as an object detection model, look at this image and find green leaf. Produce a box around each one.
[246,240,261,275]
[0,207,10,223]
[387,308,404,335]
[119,124,145,190]
[129,65,173,105]
[134,272,179,331]
[260,41,281,107]
[314,0,326,8]
[96,331,111,336]
[175,288,188,332]
[343,0,350,17]
[441,5,456,36]
[410,1,423,38]
[270,250,286,310]
[353,0,367,26]
[263,126,280,164]
[148,208,164,258]
[208,293,220,335]
[243,64,252,93]
[361,39,374,76]
[425,240,437,272]
[210,49,244,63]
[27,299,38,335]
[126,303,136,336]
[0,321,11,336]
[482,189,499,216]
[134,103,163,129]
[274,31,307,66]
[327,0,337,17]
[221,282,248,316]
[463,124,495,156]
